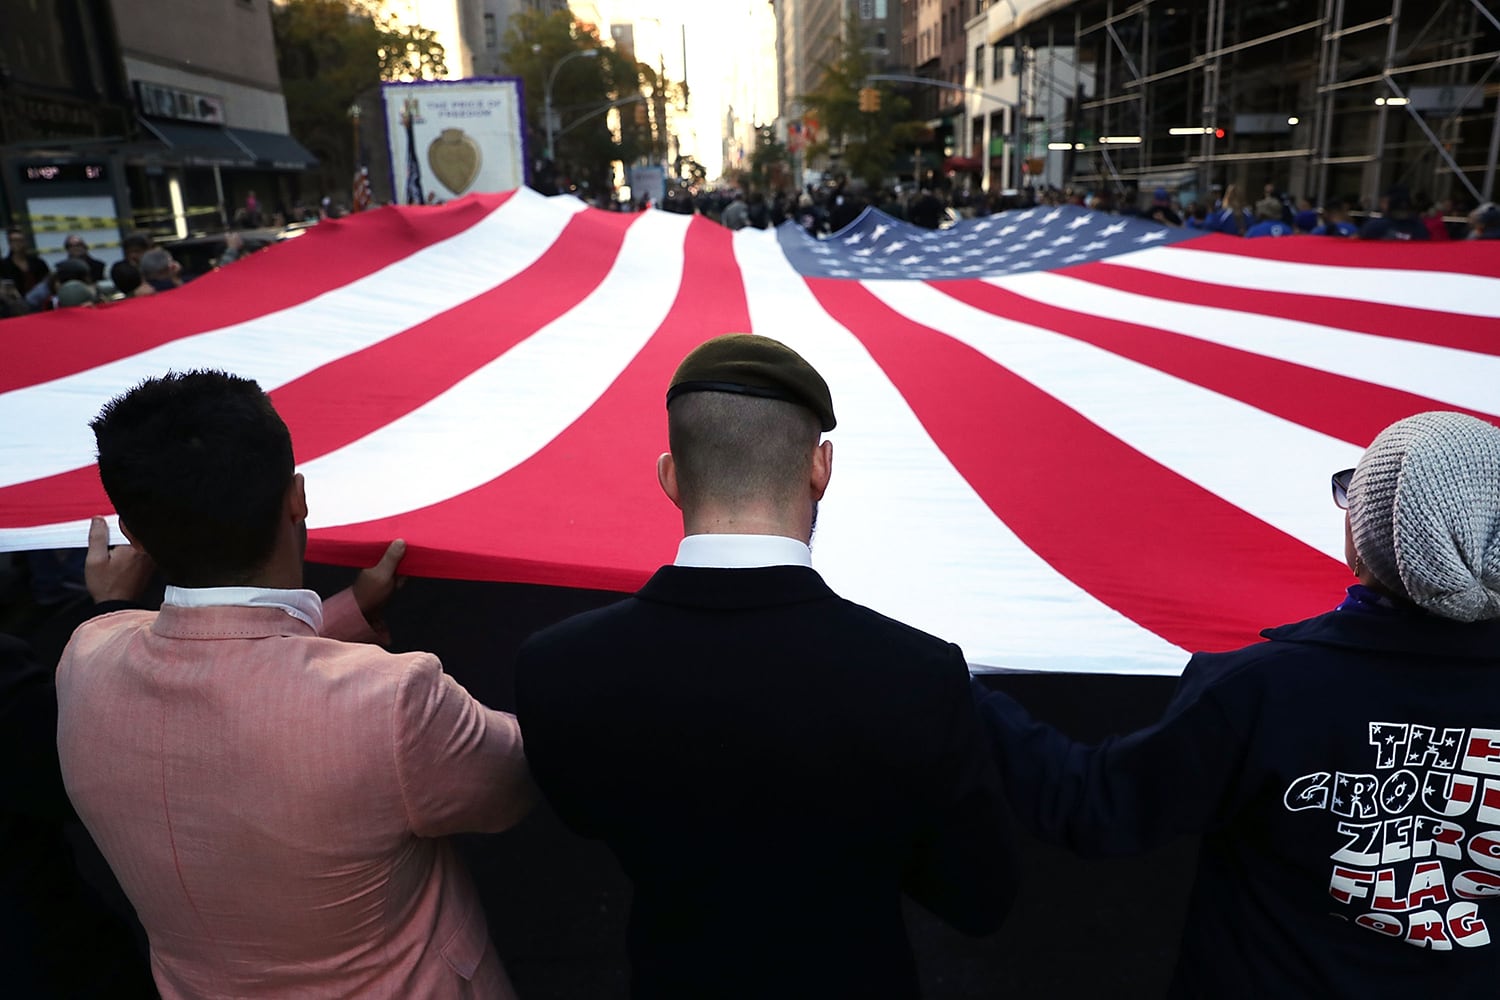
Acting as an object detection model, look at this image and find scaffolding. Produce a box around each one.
[999,0,1500,209]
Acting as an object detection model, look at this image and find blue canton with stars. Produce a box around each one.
[776,204,1206,280]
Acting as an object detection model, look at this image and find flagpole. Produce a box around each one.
[349,103,362,209]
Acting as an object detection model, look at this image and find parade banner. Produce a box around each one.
[2,190,1497,674]
[381,79,527,203]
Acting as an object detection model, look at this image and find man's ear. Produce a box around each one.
[286,473,308,522]
[810,439,832,502]
[657,452,682,510]
[118,517,142,551]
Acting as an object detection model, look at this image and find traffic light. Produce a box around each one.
[858,87,881,113]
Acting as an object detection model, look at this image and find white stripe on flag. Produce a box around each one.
[867,278,1361,562]
[0,189,584,489]
[996,270,1500,418]
[1109,244,1500,318]
[303,207,692,530]
[733,229,1188,674]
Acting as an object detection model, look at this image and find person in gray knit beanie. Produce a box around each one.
[1347,410,1500,622]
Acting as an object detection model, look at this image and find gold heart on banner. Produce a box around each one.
[427,128,482,194]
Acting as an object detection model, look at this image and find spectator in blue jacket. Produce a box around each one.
[1206,184,1251,236]
[976,411,1500,998]
[1245,196,1294,238]
[1311,199,1360,237]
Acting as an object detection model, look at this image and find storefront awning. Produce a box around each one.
[140,119,250,166]
[227,126,318,170]
[137,119,317,171]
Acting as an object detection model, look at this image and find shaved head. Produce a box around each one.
[667,391,822,510]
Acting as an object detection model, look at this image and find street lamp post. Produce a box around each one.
[544,48,600,162]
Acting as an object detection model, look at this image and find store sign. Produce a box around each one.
[22,163,108,183]
[135,81,225,124]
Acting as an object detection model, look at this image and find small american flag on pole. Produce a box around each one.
[2,190,1496,674]
[352,166,371,213]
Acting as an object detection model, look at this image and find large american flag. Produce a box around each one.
[3,188,1497,674]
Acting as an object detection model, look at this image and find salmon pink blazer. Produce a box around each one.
[56,591,534,999]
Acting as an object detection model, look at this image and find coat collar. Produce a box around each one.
[636,564,835,612]
[1263,607,1500,661]
[151,603,318,640]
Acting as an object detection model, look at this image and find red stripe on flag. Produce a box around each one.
[1169,233,1500,279]
[0,467,110,532]
[305,215,752,589]
[0,195,513,394]
[809,277,1349,653]
[273,208,639,462]
[1074,260,1500,358]
[0,205,635,532]
[936,279,1495,447]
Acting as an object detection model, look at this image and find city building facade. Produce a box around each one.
[985,0,1500,211]
[1,0,316,270]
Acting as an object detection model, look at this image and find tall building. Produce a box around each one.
[985,0,1499,211]
[1,0,315,266]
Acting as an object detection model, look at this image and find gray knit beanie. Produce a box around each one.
[1348,412,1500,622]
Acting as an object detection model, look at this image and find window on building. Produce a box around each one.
[992,44,1005,81]
[483,13,497,50]
[974,45,984,85]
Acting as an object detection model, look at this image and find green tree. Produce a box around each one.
[501,10,649,194]
[273,0,445,198]
[749,125,787,191]
[501,10,694,195]
[799,10,922,189]
[376,14,447,81]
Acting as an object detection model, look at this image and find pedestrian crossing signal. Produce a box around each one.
[858,88,881,113]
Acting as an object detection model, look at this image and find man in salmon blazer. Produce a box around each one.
[56,370,536,999]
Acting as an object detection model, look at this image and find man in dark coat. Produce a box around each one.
[515,334,1016,999]
[1,227,50,295]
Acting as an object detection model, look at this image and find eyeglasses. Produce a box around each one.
[1331,468,1355,509]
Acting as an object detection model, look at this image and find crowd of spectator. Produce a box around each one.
[612,175,1500,245]
[5,175,1494,322]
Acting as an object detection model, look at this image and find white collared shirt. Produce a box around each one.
[163,585,325,633]
[673,534,812,569]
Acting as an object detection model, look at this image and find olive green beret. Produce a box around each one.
[666,333,836,431]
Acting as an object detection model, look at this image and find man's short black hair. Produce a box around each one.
[121,232,152,252]
[109,261,143,295]
[91,371,295,587]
